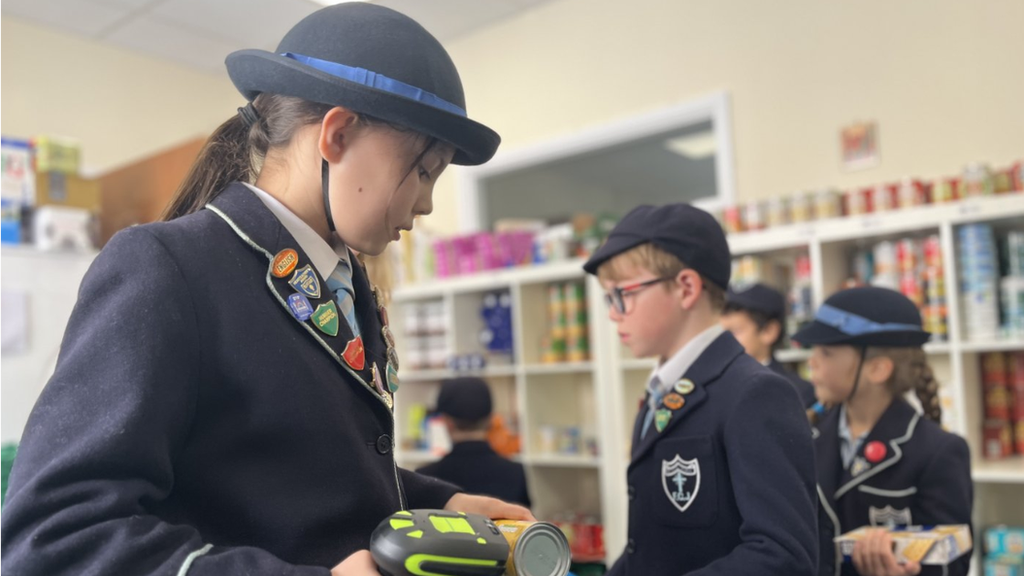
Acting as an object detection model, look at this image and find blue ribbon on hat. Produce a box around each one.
[281,52,467,117]
[815,304,923,336]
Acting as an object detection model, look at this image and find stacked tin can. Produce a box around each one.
[563,283,590,363]
[958,224,1001,341]
[921,235,948,342]
[542,283,589,363]
[1002,231,1024,338]
[980,351,1024,459]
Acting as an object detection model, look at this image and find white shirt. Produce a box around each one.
[243,183,352,278]
[647,324,726,406]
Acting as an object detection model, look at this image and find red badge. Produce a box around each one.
[342,337,365,371]
[271,249,299,278]
[865,441,887,463]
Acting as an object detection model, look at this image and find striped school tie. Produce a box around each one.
[326,258,360,338]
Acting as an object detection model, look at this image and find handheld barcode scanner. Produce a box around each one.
[370,510,509,576]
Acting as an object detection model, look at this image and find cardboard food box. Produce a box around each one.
[837,525,973,566]
[35,171,101,213]
[33,135,80,174]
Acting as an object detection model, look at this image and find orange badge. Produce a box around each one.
[271,249,299,278]
[342,337,366,371]
[663,393,685,411]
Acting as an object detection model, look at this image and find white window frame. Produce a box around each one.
[456,90,736,232]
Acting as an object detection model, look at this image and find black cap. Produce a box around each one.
[582,204,731,290]
[792,286,930,348]
[435,377,493,421]
[726,283,786,321]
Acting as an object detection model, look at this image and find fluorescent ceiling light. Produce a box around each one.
[663,132,716,159]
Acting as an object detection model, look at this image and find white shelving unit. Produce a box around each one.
[391,193,1024,569]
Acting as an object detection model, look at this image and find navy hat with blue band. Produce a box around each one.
[792,286,931,347]
[225,2,499,166]
[726,283,787,320]
[582,203,731,290]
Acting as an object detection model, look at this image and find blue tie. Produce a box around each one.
[326,258,360,338]
[640,381,665,439]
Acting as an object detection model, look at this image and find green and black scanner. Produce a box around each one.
[371,510,510,576]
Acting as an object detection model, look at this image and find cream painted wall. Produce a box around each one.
[430,0,1024,234]
[1,16,243,175]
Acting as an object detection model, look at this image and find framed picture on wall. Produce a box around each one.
[840,121,880,171]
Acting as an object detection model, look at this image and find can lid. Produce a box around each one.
[513,524,571,576]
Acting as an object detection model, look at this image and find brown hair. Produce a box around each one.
[595,242,726,311]
[868,346,942,423]
[160,94,439,223]
[807,346,942,426]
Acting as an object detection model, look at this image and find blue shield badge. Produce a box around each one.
[289,265,321,299]
[662,455,701,513]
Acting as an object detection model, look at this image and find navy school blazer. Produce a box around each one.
[814,400,973,576]
[0,183,459,576]
[607,332,819,576]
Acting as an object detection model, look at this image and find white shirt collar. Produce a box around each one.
[648,324,725,398]
[244,183,349,278]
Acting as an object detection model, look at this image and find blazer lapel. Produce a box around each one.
[835,400,920,501]
[205,183,388,408]
[628,333,744,469]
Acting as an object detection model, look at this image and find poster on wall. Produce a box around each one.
[840,121,880,171]
[1,289,30,355]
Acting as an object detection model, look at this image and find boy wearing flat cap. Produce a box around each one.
[418,377,531,507]
[722,282,817,407]
[584,204,818,575]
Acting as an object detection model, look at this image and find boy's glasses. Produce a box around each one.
[604,277,675,314]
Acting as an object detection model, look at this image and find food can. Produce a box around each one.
[931,178,959,204]
[815,189,842,220]
[844,188,870,216]
[495,520,572,576]
[723,205,743,234]
[766,197,789,228]
[872,184,897,212]
[897,178,928,208]
[962,163,995,197]
[790,192,814,223]
[743,200,766,232]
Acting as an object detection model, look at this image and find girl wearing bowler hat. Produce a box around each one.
[0,4,531,575]
[795,287,972,576]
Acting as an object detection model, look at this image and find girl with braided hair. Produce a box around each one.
[794,286,972,576]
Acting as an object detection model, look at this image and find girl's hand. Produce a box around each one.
[444,493,536,522]
[331,550,379,576]
[851,528,922,576]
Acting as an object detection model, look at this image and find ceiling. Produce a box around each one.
[1,0,553,75]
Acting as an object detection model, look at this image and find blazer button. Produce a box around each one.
[376,434,393,455]
[628,485,636,500]
[627,538,636,554]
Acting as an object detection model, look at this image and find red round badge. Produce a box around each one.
[864,441,887,463]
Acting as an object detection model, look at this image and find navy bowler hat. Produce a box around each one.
[583,204,731,290]
[225,3,499,165]
[435,377,493,421]
[726,283,786,320]
[792,286,931,348]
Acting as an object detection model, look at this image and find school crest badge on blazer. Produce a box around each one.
[662,455,701,513]
[869,505,912,527]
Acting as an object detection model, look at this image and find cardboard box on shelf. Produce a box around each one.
[32,136,80,174]
[35,171,101,213]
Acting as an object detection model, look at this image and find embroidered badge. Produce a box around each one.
[662,455,701,513]
[869,505,912,527]
[663,393,685,411]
